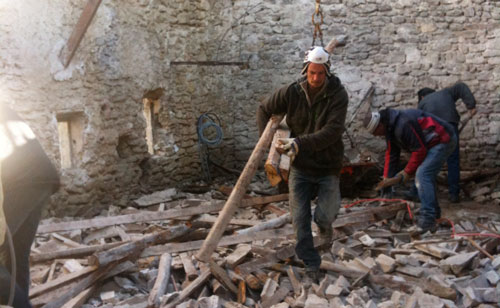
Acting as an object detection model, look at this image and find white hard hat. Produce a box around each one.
[305,46,330,64]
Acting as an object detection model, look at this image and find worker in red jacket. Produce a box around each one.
[0,104,59,307]
[364,108,457,233]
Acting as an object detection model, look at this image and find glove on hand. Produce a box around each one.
[277,138,299,161]
[375,171,410,191]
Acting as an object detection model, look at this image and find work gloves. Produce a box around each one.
[375,170,410,191]
[277,138,299,162]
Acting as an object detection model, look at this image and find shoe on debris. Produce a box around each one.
[303,267,320,287]
[448,194,460,203]
[318,225,333,244]
[409,221,437,235]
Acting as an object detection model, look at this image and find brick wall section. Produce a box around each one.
[0,0,498,215]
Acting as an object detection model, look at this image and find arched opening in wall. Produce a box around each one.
[56,112,85,169]
[142,88,163,155]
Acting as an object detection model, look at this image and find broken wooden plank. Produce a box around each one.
[30,266,98,298]
[41,262,117,308]
[209,260,238,294]
[59,0,103,68]
[164,269,211,308]
[38,194,288,234]
[60,285,97,308]
[89,225,189,266]
[195,115,284,262]
[235,213,290,236]
[142,227,294,257]
[180,252,198,281]
[265,124,290,186]
[148,253,172,308]
[31,241,125,263]
[226,244,252,269]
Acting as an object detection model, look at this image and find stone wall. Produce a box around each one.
[0,0,498,216]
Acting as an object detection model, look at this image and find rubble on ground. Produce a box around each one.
[30,178,500,308]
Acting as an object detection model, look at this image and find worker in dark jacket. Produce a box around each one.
[0,104,59,307]
[417,82,476,203]
[364,108,457,233]
[257,46,348,281]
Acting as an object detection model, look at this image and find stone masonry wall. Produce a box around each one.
[0,0,498,216]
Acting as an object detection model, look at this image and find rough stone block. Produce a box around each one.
[376,254,396,273]
[440,251,478,275]
[304,294,328,308]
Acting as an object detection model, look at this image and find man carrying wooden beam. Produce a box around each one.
[256,46,348,282]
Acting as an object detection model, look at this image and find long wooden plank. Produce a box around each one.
[37,194,288,234]
[148,253,172,308]
[59,0,103,67]
[195,115,284,262]
[265,126,290,186]
[142,227,294,257]
[31,241,125,263]
[30,266,98,298]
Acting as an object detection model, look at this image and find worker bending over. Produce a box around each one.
[364,108,456,233]
[257,46,348,281]
[417,82,476,203]
[0,104,59,307]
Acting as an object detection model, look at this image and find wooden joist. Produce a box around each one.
[37,194,288,234]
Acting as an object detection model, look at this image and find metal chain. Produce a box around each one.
[311,0,324,46]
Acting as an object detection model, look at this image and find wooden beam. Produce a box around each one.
[59,0,103,68]
[148,253,172,308]
[163,269,211,308]
[195,115,284,262]
[142,227,294,257]
[31,241,125,263]
[30,266,98,298]
[37,194,288,234]
[265,125,290,186]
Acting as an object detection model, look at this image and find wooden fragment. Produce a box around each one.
[196,215,258,227]
[59,0,103,68]
[414,244,456,259]
[467,237,494,260]
[237,280,246,304]
[164,269,211,308]
[89,225,189,266]
[320,260,366,278]
[235,213,290,236]
[52,233,84,248]
[180,252,198,281]
[265,126,290,186]
[278,154,290,182]
[390,210,406,233]
[142,227,294,256]
[41,262,117,308]
[286,266,301,296]
[148,253,172,308]
[31,241,125,263]
[209,260,238,294]
[38,194,288,234]
[60,285,97,308]
[195,115,284,262]
[226,244,252,269]
[30,266,98,298]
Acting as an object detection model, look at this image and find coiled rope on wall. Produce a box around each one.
[196,113,223,182]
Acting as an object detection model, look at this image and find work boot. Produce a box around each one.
[448,194,460,204]
[318,225,333,244]
[303,267,320,287]
[409,220,437,235]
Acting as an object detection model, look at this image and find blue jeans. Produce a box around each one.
[447,124,460,197]
[415,135,457,225]
[288,167,341,269]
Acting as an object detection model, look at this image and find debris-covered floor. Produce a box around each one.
[30,170,500,308]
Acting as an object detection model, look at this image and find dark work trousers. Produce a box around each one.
[0,105,59,307]
[447,123,460,198]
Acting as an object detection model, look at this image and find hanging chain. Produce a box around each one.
[311,0,324,46]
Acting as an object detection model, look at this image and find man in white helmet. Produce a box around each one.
[257,46,348,282]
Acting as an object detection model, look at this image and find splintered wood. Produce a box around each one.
[30,186,500,308]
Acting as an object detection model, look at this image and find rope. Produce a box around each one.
[196,113,223,182]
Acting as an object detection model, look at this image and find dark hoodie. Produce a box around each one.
[257,75,348,176]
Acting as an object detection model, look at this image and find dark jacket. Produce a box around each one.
[257,75,348,176]
[381,108,455,178]
[418,82,476,125]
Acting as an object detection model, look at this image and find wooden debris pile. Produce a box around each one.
[29,186,500,308]
[460,168,500,205]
